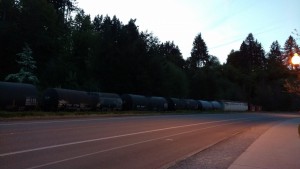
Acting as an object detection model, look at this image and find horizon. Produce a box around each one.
[76,0,300,63]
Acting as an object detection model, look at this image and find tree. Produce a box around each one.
[227,50,246,71]
[5,44,39,84]
[284,73,300,96]
[0,0,21,80]
[206,55,220,67]
[162,62,189,97]
[188,33,209,69]
[282,35,299,69]
[7,0,71,88]
[159,41,185,69]
[69,10,93,88]
[92,14,103,32]
[266,41,287,81]
[268,41,282,63]
[226,34,267,105]
[46,0,77,22]
[282,36,300,96]
[239,33,266,73]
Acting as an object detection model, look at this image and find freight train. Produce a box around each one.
[0,81,249,112]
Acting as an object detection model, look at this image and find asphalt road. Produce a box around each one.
[0,113,295,169]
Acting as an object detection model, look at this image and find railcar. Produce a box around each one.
[211,101,222,110]
[0,82,250,113]
[121,94,149,111]
[42,88,96,111]
[185,99,199,110]
[220,101,248,111]
[89,92,122,111]
[0,81,38,110]
[169,98,187,110]
[147,96,168,111]
[198,100,213,110]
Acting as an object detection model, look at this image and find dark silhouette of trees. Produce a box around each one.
[282,36,299,69]
[226,34,267,104]
[239,33,266,73]
[1,0,299,110]
[47,0,77,22]
[227,50,244,70]
[226,34,300,110]
[159,41,185,69]
[188,33,209,69]
[266,41,287,81]
[0,0,21,79]
[282,35,300,98]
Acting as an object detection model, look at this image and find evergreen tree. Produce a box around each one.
[282,35,299,69]
[188,33,209,69]
[5,44,39,84]
[284,73,300,96]
[268,41,282,62]
[283,35,300,96]
[266,41,287,81]
[226,50,245,71]
[69,10,93,88]
[46,0,77,22]
[0,0,22,80]
[206,55,220,67]
[240,33,266,73]
[159,41,185,69]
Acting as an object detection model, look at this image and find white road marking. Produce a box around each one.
[0,117,253,157]
[26,120,250,169]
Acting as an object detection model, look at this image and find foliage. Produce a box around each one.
[239,33,266,73]
[282,36,299,69]
[226,34,300,110]
[5,43,39,84]
[1,0,300,111]
[188,33,209,69]
[284,71,300,96]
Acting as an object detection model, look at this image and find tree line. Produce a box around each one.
[1,0,299,111]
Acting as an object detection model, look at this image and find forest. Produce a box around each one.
[1,0,300,111]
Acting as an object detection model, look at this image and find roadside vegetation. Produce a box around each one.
[1,0,300,112]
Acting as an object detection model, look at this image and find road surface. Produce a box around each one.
[0,113,296,169]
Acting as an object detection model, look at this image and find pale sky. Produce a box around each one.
[76,0,300,63]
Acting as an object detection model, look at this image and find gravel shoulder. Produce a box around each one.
[168,119,281,169]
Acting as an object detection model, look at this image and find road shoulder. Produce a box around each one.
[229,118,300,169]
[168,119,280,169]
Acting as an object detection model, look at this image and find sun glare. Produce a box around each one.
[291,53,300,65]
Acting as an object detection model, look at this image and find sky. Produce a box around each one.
[76,0,300,63]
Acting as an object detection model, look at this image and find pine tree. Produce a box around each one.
[5,43,39,84]
[189,33,209,68]
[240,33,266,73]
[266,41,287,80]
[282,35,299,69]
[159,41,185,69]
[268,41,282,62]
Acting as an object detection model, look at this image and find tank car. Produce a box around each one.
[0,81,38,110]
[121,94,148,111]
[168,98,187,110]
[185,99,199,110]
[89,92,122,111]
[42,88,96,111]
[198,100,213,111]
[147,96,168,111]
[210,101,222,110]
